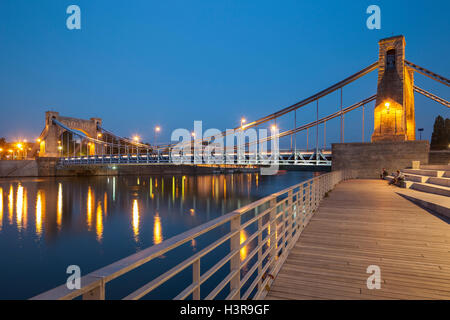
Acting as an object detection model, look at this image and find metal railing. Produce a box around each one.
[57,150,332,167]
[31,170,354,300]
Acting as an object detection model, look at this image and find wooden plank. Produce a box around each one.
[266,179,450,300]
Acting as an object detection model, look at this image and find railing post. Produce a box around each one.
[257,213,262,291]
[193,258,200,300]
[286,190,293,249]
[269,197,277,272]
[230,214,241,300]
[82,280,105,300]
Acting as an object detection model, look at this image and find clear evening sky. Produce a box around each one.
[0,0,448,148]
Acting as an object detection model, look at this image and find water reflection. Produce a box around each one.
[87,186,93,230]
[57,183,62,230]
[96,202,103,242]
[16,184,23,230]
[8,185,13,224]
[0,171,315,299]
[36,191,43,236]
[132,199,139,242]
[23,188,28,229]
[153,213,162,245]
[0,187,3,230]
[103,192,107,217]
[240,230,247,261]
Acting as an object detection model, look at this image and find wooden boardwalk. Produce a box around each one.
[266,179,450,300]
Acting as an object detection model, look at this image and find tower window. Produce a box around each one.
[386,49,396,70]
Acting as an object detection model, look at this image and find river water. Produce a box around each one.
[0,170,318,299]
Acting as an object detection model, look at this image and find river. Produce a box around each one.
[0,170,319,299]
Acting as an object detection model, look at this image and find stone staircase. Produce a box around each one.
[386,165,450,218]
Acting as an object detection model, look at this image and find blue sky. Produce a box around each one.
[0,0,448,148]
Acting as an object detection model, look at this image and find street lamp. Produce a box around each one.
[154,126,160,151]
[418,128,424,140]
[241,117,246,128]
[384,102,390,113]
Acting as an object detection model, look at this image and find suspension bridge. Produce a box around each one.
[31,36,448,171]
[31,35,450,301]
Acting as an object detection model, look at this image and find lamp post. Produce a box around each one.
[133,135,140,155]
[16,143,23,160]
[418,128,424,140]
[154,126,160,153]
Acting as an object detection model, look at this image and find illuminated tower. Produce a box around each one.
[372,35,415,142]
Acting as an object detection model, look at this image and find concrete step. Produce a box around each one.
[402,173,450,187]
[395,189,450,219]
[420,164,450,171]
[402,169,446,177]
[410,182,450,197]
[427,176,450,188]
[403,173,428,183]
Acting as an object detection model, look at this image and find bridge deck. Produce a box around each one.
[266,179,450,300]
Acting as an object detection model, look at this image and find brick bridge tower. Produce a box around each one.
[36,111,102,157]
[372,35,416,142]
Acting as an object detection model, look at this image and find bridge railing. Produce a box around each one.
[31,170,355,300]
[57,150,332,166]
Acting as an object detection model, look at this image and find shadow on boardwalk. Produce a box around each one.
[266,179,450,300]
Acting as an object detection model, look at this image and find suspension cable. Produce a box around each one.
[414,86,450,108]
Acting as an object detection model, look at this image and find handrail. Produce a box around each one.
[31,170,355,300]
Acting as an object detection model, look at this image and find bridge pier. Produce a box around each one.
[331,141,429,179]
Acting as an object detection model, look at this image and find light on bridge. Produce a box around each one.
[155,126,161,132]
[133,135,140,142]
[385,102,390,113]
[271,125,278,132]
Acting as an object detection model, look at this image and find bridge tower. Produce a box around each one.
[372,35,416,142]
[37,111,102,157]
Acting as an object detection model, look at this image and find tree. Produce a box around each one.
[430,115,450,150]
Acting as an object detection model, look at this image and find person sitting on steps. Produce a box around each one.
[380,168,388,180]
[389,170,405,186]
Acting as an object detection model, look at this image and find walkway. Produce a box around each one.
[266,179,450,300]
